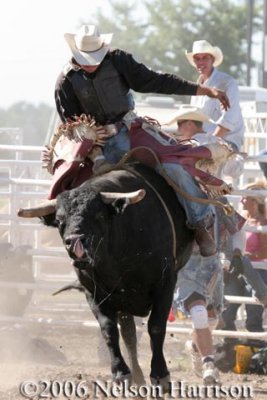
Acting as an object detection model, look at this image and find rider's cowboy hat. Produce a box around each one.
[185,40,223,67]
[165,105,213,126]
[64,25,113,66]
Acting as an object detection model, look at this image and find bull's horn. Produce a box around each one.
[17,199,57,218]
[100,189,146,205]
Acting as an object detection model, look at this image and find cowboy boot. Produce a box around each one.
[193,221,217,257]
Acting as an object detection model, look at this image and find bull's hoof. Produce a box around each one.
[150,374,170,394]
[133,371,146,386]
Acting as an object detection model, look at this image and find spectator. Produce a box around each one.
[186,40,244,152]
[184,40,246,257]
[222,180,267,344]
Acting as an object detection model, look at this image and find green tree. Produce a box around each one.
[93,1,147,61]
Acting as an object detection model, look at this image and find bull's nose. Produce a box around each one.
[64,234,86,259]
[65,234,84,245]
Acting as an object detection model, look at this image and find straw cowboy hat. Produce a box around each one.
[64,25,113,66]
[185,40,223,67]
[165,105,213,126]
[241,179,267,204]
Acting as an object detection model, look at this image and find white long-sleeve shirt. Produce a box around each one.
[191,68,245,149]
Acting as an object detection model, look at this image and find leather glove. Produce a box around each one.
[41,145,54,174]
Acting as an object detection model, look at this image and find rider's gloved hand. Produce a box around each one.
[41,145,54,174]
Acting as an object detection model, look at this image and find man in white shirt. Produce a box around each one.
[185,40,244,151]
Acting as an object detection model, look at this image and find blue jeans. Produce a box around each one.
[103,126,213,226]
[222,269,267,332]
[103,126,130,163]
[161,163,213,226]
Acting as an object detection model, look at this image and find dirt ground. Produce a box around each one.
[1,291,267,400]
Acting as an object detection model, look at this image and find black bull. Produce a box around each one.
[18,163,194,388]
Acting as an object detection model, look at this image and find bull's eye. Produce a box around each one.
[58,220,65,229]
[55,214,66,232]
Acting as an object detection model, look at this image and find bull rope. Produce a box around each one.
[102,146,234,216]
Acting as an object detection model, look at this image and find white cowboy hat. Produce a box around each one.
[64,25,113,66]
[240,179,267,204]
[185,40,223,67]
[165,105,213,126]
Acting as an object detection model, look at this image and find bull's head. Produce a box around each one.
[17,189,146,264]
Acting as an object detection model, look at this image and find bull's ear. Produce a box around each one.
[100,189,146,214]
[39,213,58,227]
[111,198,129,214]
